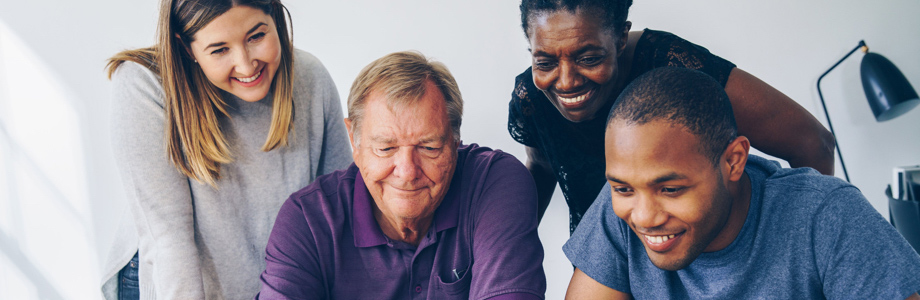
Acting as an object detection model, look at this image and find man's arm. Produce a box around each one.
[257,197,326,299]
[724,68,836,175]
[815,186,920,298]
[565,268,631,300]
[526,146,557,223]
[470,154,546,299]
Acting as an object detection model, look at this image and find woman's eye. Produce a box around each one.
[210,47,228,55]
[249,32,266,43]
[534,60,557,71]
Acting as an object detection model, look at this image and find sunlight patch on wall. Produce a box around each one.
[0,19,97,299]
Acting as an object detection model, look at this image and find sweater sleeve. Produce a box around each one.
[316,66,352,176]
[292,50,352,177]
[110,62,205,299]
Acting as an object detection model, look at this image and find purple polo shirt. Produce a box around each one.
[257,144,546,299]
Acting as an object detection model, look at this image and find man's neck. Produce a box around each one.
[705,171,752,252]
[373,209,433,247]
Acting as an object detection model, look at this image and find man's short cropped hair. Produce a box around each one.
[346,51,463,144]
[607,67,738,164]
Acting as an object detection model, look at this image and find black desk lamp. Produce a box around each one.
[816,40,920,182]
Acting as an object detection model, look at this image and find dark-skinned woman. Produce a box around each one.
[509,0,836,234]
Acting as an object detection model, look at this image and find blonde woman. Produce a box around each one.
[100,0,352,299]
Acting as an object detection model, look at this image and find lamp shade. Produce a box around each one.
[860,52,920,122]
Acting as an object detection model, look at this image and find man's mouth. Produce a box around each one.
[642,232,683,252]
[645,234,676,245]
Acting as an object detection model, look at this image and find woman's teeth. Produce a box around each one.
[646,234,676,245]
[236,71,261,83]
[559,94,587,104]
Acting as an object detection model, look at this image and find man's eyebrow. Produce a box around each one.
[607,175,625,184]
[369,135,395,144]
[650,173,687,185]
[606,173,688,185]
[418,135,447,144]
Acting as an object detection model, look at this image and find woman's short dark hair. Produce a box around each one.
[520,0,633,39]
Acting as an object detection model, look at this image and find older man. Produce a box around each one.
[257,51,546,299]
[563,67,920,299]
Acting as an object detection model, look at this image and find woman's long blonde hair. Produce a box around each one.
[106,0,295,186]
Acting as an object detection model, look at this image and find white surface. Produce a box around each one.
[1,1,918,299]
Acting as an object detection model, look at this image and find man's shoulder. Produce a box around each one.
[455,143,537,215]
[288,164,358,211]
[456,143,530,184]
[458,143,517,167]
[749,155,853,198]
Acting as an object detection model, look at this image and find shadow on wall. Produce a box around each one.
[0,19,99,299]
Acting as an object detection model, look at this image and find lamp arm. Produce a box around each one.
[816,40,866,183]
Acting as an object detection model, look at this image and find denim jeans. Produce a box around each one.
[118,252,139,300]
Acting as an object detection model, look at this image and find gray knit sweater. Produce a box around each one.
[101,49,352,299]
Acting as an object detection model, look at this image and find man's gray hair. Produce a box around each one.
[347,51,463,144]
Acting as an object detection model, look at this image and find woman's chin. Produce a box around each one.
[555,102,601,123]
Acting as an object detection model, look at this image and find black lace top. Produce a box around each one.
[508,29,737,234]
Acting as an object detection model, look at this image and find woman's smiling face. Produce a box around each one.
[188,5,281,102]
[528,9,626,122]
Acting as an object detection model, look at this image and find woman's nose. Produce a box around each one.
[555,61,583,92]
[233,49,257,76]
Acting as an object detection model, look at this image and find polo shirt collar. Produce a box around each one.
[352,170,460,248]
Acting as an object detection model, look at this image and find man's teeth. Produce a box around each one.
[559,94,587,104]
[236,71,261,83]
[646,234,676,244]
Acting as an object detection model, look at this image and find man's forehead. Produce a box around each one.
[605,119,712,182]
[367,132,446,144]
[606,119,701,150]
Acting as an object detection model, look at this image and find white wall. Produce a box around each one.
[0,0,917,299]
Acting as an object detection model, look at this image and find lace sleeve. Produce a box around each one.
[507,68,540,148]
[632,29,737,87]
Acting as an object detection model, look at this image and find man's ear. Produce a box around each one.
[722,136,750,182]
[344,118,357,153]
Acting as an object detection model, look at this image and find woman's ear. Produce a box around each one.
[175,33,196,63]
[617,21,632,54]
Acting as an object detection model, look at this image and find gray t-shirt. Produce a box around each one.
[564,155,920,299]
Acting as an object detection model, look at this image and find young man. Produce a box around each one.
[563,67,920,299]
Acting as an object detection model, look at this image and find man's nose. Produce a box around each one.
[630,193,667,230]
[392,148,421,180]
